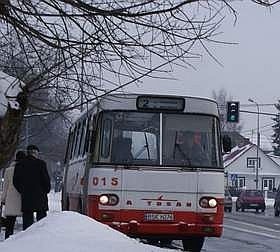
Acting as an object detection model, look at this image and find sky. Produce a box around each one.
[126,1,280,145]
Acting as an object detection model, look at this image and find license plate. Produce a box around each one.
[144,213,174,221]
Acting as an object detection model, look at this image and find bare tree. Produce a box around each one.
[0,0,279,168]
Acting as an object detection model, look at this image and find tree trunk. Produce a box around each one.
[0,92,27,169]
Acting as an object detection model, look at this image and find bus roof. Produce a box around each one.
[72,93,219,123]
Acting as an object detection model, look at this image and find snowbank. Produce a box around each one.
[0,211,174,252]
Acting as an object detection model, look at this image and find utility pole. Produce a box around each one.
[248,98,260,190]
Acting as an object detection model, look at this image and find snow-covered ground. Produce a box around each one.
[0,192,177,251]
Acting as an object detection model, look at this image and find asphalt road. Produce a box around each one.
[200,206,280,252]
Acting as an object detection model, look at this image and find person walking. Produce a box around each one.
[13,145,51,230]
[0,151,25,239]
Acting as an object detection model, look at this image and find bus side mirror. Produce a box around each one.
[222,135,232,153]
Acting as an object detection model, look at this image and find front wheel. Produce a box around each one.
[159,239,172,247]
[182,237,204,252]
[275,207,280,217]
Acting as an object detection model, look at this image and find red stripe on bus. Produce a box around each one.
[86,195,223,237]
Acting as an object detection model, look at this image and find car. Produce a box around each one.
[274,188,280,217]
[236,189,265,213]
[224,189,232,212]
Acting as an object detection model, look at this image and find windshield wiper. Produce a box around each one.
[144,132,151,160]
[134,132,151,160]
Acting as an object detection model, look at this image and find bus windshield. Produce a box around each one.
[99,111,222,168]
[162,114,221,167]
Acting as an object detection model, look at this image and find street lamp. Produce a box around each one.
[248,98,260,190]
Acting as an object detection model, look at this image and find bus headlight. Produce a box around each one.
[99,194,119,206]
[208,198,217,208]
[199,197,217,208]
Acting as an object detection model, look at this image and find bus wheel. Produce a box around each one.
[78,199,83,214]
[182,237,204,252]
[62,196,69,211]
[159,239,172,247]
[146,239,159,245]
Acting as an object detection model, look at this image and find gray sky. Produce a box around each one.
[126,1,280,144]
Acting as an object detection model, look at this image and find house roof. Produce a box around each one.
[223,144,280,170]
[223,143,253,167]
[223,131,249,148]
[267,154,280,166]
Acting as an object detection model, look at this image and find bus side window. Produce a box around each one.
[70,126,77,159]
[82,118,90,156]
[83,114,96,155]
[100,119,112,158]
[78,119,86,156]
[74,122,81,157]
[89,115,97,153]
[64,129,73,163]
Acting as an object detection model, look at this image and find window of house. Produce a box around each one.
[233,177,245,189]
[262,178,274,191]
[247,157,261,168]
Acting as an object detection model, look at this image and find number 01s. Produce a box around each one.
[92,177,119,186]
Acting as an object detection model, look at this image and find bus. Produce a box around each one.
[62,93,231,251]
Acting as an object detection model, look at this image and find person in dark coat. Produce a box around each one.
[13,145,51,230]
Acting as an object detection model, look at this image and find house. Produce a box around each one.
[223,143,280,192]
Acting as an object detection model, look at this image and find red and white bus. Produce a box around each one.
[62,93,231,251]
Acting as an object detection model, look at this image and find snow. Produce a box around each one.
[0,71,25,118]
[0,212,177,252]
[0,192,176,252]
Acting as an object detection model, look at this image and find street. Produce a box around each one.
[201,206,280,251]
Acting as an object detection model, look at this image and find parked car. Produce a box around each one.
[236,189,265,212]
[274,188,280,217]
[224,189,232,212]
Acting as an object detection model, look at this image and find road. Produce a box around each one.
[200,206,280,252]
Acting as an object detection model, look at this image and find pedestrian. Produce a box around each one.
[13,145,51,230]
[0,151,26,239]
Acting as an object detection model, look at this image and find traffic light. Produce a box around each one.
[226,101,239,123]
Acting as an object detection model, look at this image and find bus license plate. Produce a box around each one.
[144,213,174,221]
